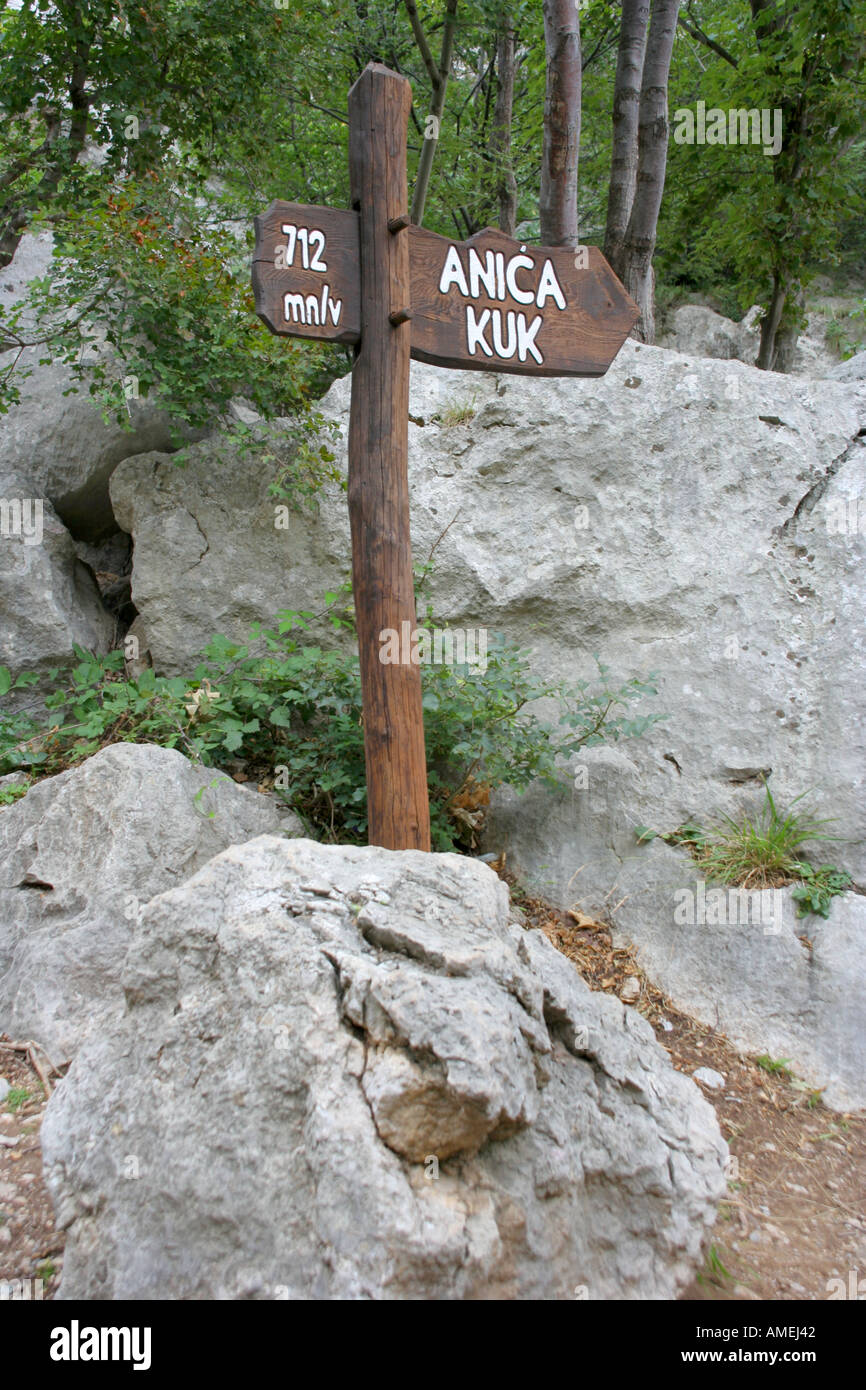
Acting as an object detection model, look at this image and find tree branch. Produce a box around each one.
[678,9,738,69]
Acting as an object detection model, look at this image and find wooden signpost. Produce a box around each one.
[252,62,639,854]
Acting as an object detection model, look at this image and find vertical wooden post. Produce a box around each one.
[347,63,431,852]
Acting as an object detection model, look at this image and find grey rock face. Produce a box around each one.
[660,305,757,362]
[0,744,299,1063]
[827,351,866,383]
[111,350,866,892]
[0,233,199,539]
[42,835,727,1300]
[0,474,114,696]
[597,839,866,1112]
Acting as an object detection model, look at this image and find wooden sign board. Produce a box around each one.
[252,63,640,854]
[254,211,638,375]
[408,226,638,377]
[252,201,360,344]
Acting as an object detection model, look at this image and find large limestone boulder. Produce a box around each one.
[0,743,301,1063]
[0,233,197,539]
[113,348,866,889]
[827,350,866,383]
[661,303,841,376]
[660,304,756,362]
[600,839,866,1112]
[42,835,727,1300]
[0,466,114,698]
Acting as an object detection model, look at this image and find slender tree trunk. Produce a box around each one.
[490,22,518,235]
[620,0,680,342]
[0,35,91,267]
[604,0,650,279]
[405,0,459,227]
[756,270,788,370]
[771,284,804,373]
[539,0,581,247]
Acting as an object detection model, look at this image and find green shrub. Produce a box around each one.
[0,598,663,851]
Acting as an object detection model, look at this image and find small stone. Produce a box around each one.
[693,1066,726,1090]
[658,1019,673,1032]
[0,1078,10,1103]
[761,1142,777,1153]
[749,1230,762,1243]
[620,977,640,1004]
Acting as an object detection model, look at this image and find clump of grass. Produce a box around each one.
[697,1244,732,1287]
[636,781,852,917]
[755,1054,793,1079]
[436,396,477,427]
[5,1087,31,1112]
[695,783,837,891]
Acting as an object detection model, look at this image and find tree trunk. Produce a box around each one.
[756,271,788,370]
[620,0,680,342]
[0,35,90,268]
[490,22,518,235]
[769,284,804,372]
[539,0,581,247]
[405,0,459,227]
[604,0,650,279]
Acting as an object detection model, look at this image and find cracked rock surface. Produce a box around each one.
[42,835,727,1300]
[0,745,301,1064]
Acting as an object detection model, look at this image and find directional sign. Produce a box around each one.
[408,226,638,377]
[252,64,640,854]
[252,201,360,344]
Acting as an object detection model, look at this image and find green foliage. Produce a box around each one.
[636,782,852,918]
[692,782,839,890]
[3,173,339,431]
[0,782,27,807]
[2,0,863,409]
[789,863,853,920]
[659,0,866,332]
[754,1054,793,1079]
[698,1244,732,1287]
[0,600,662,852]
[4,1087,30,1113]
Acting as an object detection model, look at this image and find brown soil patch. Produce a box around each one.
[512,880,866,1302]
[0,1039,65,1299]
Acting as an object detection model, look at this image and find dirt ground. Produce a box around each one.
[528,886,866,1302]
[0,1041,64,1298]
[1,884,864,1302]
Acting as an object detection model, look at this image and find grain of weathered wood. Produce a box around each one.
[347,64,431,852]
[408,224,639,376]
[252,200,361,343]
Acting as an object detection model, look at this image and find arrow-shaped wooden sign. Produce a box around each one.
[252,63,639,854]
[253,212,637,376]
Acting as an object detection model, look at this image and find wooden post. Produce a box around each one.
[347,64,431,852]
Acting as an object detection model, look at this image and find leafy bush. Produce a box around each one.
[0,600,663,852]
[1,170,343,431]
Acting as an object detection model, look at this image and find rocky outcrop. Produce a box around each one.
[0,744,301,1063]
[0,467,114,698]
[0,234,199,539]
[827,350,866,383]
[598,839,866,1112]
[112,349,866,891]
[660,304,757,362]
[42,835,727,1300]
